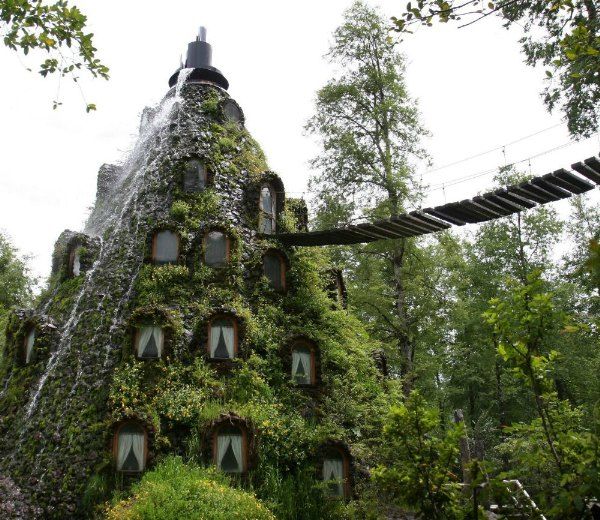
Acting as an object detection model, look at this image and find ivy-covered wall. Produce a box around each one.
[0,82,393,518]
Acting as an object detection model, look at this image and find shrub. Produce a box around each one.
[105,457,274,520]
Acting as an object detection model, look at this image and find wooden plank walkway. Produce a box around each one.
[274,155,600,247]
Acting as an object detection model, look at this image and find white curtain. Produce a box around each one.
[72,250,81,276]
[117,429,145,471]
[217,433,243,473]
[25,330,35,364]
[259,186,275,234]
[117,432,133,470]
[138,326,163,358]
[132,431,145,470]
[210,321,234,358]
[323,458,344,496]
[292,349,312,384]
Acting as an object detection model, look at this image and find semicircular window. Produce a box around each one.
[291,344,314,385]
[136,326,164,359]
[215,425,245,473]
[222,100,243,124]
[259,185,276,234]
[152,230,179,265]
[204,231,229,267]
[323,451,346,498]
[209,317,236,360]
[116,423,146,472]
[183,159,208,192]
[23,328,36,365]
[263,252,286,291]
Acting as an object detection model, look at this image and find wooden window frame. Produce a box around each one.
[151,230,180,265]
[211,423,248,474]
[203,230,231,268]
[207,315,239,360]
[112,422,148,474]
[291,341,317,386]
[323,447,351,499]
[263,250,287,292]
[133,325,165,360]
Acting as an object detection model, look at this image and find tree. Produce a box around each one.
[0,232,34,357]
[1,0,108,110]
[372,391,465,519]
[306,0,429,393]
[392,0,599,138]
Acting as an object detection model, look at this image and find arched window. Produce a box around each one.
[222,99,243,124]
[263,251,286,291]
[23,328,36,365]
[135,326,164,359]
[214,424,246,473]
[208,317,237,360]
[291,343,315,385]
[115,423,146,473]
[323,449,349,498]
[152,230,179,265]
[69,245,82,277]
[183,159,208,191]
[204,230,230,267]
[259,185,276,234]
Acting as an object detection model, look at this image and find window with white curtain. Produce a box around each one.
[183,159,207,191]
[204,231,228,267]
[209,318,235,359]
[153,231,179,264]
[216,426,244,473]
[291,345,313,385]
[136,326,164,359]
[323,454,345,497]
[24,329,35,364]
[263,253,284,290]
[259,185,276,234]
[117,423,145,472]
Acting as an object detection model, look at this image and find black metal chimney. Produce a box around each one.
[168,27,229,90]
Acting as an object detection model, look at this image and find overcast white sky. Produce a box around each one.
[0,0,598,283]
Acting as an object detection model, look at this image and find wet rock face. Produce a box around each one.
[0,476,42,519]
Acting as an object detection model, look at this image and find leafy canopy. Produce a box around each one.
[392,0,600,138]
[1,0,109,111]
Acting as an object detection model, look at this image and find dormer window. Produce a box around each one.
[208,317,237,360]
[69,246,82,277]
[259,185,276,234]
[135,326,164,359]
[214,424,247,474]
[323,449,350,498]
[222,99,243,124]
[204,231,230,268]
[183,159,208,191]
[152,230,179,265]
[291,343,315,385]
[263,251,286,291]
[23,328,35,365]
[115,423,147,473]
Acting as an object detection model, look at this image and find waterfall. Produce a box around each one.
[22,68,194,422]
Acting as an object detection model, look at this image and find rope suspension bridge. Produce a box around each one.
[275,155,600,247]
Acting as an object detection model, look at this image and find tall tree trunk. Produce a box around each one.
[392,239,414,395]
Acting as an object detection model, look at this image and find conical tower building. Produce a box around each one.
[0,29,388,518]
